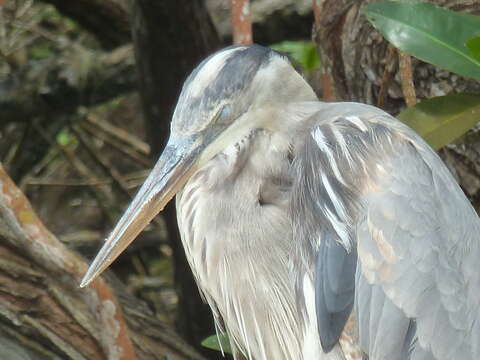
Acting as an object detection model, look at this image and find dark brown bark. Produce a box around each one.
[131,0,221,155]
[130,0,222,354]
[40,0,131,49]
[0,165,205,360]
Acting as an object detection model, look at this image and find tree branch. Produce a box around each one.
[398,51,417,106]
[0,164,135,359]
[40,0,131,49]
[232,0,252,45]
[0,164,206,359]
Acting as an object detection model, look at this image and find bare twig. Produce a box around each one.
[122,169,150,183]
[25,170,149,190]
[24,178,113,186]
[83,114,150,158]
[232,0,252,45]
[71,123,169,237]
[312,0,322,32]
[31,122,117,223]
[312,0,335,102]
[70,124,132,200]
[3,122,28,168]
[377,45,397,108]
[84,114,148,153]
[80,122,151,166]
[59,230,102,246]
[398,50,417,106]
[21,147,61,182]
[322,72,336,102]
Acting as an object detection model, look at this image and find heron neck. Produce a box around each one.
[197,99,322,172]
[257,101,325,139]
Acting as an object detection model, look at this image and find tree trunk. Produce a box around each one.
[130,0,223,354]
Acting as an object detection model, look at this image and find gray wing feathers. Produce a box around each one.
[315,232,357,352]
[356,275,414,360]
[357,139,480,360]
[293,103,480,360]
[356,271,435,360]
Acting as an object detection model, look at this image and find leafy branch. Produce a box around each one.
[364,1,480,150]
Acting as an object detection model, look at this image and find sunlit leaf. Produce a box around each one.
[398,93,480,150]
[201,334,232,354]
[270,41,321,73]
[364,2,480,80]
[466,36,480,62]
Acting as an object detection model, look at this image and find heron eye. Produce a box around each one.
[213,104,233,125]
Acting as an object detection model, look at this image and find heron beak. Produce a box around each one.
[80,136,200,287]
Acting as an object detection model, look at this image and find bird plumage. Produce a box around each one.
[291,102,480,360]
[82,45,480,360]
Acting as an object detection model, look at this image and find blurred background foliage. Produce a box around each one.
[0,0,178,324]
[271,40,321,74]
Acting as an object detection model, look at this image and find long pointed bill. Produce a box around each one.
[80,137,200,287]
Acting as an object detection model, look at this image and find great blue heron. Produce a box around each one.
[81,45,480,360]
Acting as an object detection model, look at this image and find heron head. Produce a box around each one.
[80,45,316,287]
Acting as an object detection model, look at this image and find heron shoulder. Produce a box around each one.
[289,101,441,253]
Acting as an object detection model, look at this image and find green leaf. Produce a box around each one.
[398,93,480,150]
[201,334,232,354]
[364,2,480,80]
[30,45,53,59]
[56,129,75,147]
[270,41,321,73]
[466,36,480,62]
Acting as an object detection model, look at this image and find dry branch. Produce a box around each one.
[80,120,151,167]
[377,45,397,108]
[70,124,132,200]
[85,115,151,156]
[29,121,118,223]
[312,0,335,101]
[0,164,135,359]
[0,164,206,359]
[232,0,252,45]
[398,51,417,106]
